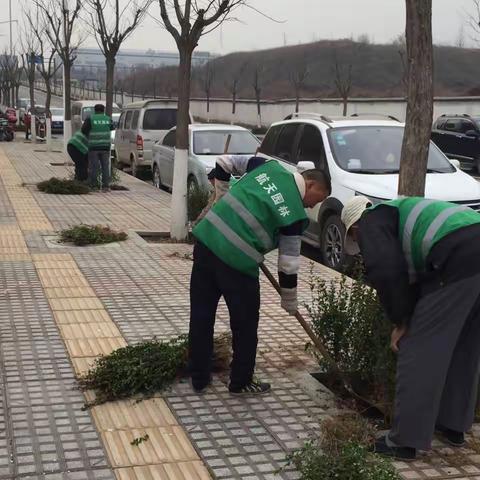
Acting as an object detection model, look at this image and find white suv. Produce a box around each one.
[257,113,480,270]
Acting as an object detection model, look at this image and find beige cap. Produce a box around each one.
[341,196,372,255]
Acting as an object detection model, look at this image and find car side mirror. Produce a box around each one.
[297,160,315,172]
[465,130,479,137]
[450,159,461,169]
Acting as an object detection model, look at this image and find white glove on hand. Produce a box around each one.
[281,287,298,315]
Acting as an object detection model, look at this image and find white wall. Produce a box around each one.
[28,82,480,128]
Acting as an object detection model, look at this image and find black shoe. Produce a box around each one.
[229,379,271,395]
[372,435,416,461]
[191,377,211,394]
[436,425,465,447]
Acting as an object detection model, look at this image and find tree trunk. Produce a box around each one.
[398,0,433,196]
[232,90,236,115]
[256,93,261,128]
[63,60,73,151]
[45,80,52,114]
[342,97,348,116]
[170,47,192,240]
[295,90,300,113]
[105,56,115,116]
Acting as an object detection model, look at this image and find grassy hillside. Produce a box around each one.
[118,39,480,99]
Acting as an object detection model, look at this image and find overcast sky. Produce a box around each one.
[4,0,478,55]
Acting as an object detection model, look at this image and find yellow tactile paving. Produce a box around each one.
[114,463,211,480]
[0,149,212,479]
[59,322,123,339]
[102,428,199,467]
[92,398,178,431]
[71,357,100,376]
[44,286,97,298]
[54,309,112,324]
[49,297,105,311]
[65,337,128,357]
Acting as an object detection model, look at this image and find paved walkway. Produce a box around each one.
[0,141,480,480]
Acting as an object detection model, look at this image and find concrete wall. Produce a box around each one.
[28,82,480,128]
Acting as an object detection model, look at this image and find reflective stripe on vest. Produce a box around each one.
[205,210,265,264]
[402,199,436,278]
[222,192,273,251]
[421,206,469,259]
[403,201,469,279]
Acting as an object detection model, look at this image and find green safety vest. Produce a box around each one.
[68,131,89,155]
[193,160,308,277]
[371,197,480,279]
[88,113,111,149]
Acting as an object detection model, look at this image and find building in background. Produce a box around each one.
[71,48,213,88]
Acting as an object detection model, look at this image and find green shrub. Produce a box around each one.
[307,270,396,412]
[37,177,90,195]
[78,333,232,408]
[187,185,211,222]
[59,224,127,246]
[288,441,399,480]
[78,336,189,407]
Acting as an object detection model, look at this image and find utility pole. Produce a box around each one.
[9,0,12,56]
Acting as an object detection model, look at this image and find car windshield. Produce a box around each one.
[51,108,64,116]
[193,130,260,155]
[328,126,455,174]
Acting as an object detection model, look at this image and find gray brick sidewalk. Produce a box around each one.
[2,141,480,479]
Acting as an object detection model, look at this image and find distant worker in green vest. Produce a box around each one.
[341,196,480,461]
[189,155,331,395]
[67,130,89,182]
[81,104,113,192]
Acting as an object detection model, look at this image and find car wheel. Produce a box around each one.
[320,214,346,271]
[153,164,162,189]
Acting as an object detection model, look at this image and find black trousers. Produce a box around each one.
[189,242,260,389]
[67,144,88,182]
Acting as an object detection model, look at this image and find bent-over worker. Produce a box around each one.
[190,155,331,395]
[341,195,480,460]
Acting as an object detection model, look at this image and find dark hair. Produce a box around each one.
[94,104,105,113]
[302,169,332,195]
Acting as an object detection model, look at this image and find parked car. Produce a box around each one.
[50,107,64,133]
[71,100,121,133]
[115,100,193,177]
[431,114,480,173]
[257,113,480,270]
[152,124,261,192]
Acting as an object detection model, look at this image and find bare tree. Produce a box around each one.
[252,64,263,128]
[24,9,61,116]
[86,0,151,116]
[201,61,215,119]
[398,0,433,196]
[34,0,83,144]
[332,50,352,116]
[157,0,247,240]
[227,63,245,115]
[289,58,309,113]
[0,52,21,107]
[456,24,466,48]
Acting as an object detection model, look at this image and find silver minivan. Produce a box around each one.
[114,100,193,177]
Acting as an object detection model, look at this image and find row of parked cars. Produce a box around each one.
[95,101,480,271]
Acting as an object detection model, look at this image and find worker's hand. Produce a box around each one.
[281,287,298,315]
[390,325,408,353]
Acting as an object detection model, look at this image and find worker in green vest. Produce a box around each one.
[341,196,480,460]
[81,104,113,192]
[67,130,89,182]
[189,155,331,395]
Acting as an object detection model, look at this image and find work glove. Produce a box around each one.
[281,287,298,315]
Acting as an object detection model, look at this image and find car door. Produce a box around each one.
[123,110,134,163]
[293,124,330,233]
[160,130,176,188]
[114,112,125,161]
[271,123,302,172]
[459,119,478,163]
[442,119,462,160]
